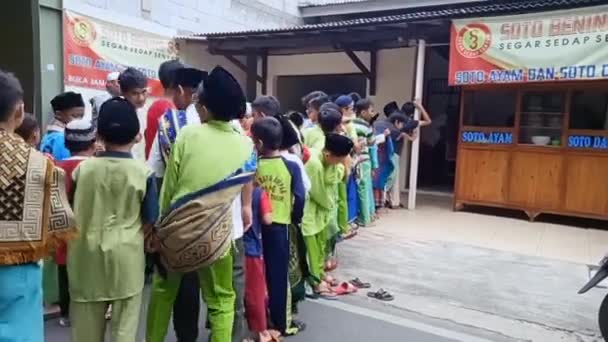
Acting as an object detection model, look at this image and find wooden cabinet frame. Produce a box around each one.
[454,82,608,221]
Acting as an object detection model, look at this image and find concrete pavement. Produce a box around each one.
[43,194,608,341]
[45,296,513,342]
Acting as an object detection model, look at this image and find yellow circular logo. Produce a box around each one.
[70,18,96,47]
[456,24,492,58]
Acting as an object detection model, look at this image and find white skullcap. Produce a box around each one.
[107,72,120,81]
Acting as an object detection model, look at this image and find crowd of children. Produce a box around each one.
[0,58,431,342]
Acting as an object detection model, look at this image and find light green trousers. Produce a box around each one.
[356,160,373,225]
[71,292,142,342]
[304,229,327,287]
[337,180,348,234]
[146,252,235,342]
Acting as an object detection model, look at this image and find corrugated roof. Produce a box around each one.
[298,0,369,8]
[181,0,602,39]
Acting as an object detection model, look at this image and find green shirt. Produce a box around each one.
[256,157,293,224]
[160,120,253,213]
[68,152,158,302]
[303,125,325,152]
[301,150,341,236]
[345,121,358,142]
[353,117,374,154]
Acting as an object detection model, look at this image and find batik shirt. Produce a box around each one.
[147,104,200,177]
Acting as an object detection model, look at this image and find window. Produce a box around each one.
[463,90,516,127]
[518,91,565,146]
[570,91,608,130]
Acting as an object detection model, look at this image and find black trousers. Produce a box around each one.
[173,272,200,342]
[58,265,70,318]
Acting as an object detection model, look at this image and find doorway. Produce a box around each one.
[275,73,367,112]
[0,0,38,115]
[417,46,461,194]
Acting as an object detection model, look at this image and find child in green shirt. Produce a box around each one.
[68,97,159,342]
[303,133,354,298]
[251,117,305,336]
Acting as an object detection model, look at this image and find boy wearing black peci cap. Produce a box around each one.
[147,66,255,342]
[303,133,353,298]
[68,98,159,342]
[41,91,85,160]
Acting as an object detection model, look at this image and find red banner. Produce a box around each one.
[63,10,177,96]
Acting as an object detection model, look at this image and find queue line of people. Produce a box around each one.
[0,58,431,342]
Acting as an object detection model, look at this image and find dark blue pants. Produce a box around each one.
[262,223,290,333]
[347,172,359,223]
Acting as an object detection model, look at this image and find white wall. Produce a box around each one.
[265,48,417,186]
[65,0,301,34]
[178,40,247,88]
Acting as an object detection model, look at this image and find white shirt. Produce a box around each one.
[231,196,244,240]
[281,151,311,193]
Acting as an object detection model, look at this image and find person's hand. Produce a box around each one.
[242,205,253,231]
[413,99,422,107]
[383,128,391,137]
[144,230,160,253]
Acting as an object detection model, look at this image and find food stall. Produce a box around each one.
[449,5,608,221]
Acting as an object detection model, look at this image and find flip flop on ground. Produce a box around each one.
[349,277,371,289]
[367,288,394,301]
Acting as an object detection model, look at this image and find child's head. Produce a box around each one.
[65,118,97,156]
[171,67,207,111]
[307,95,330,123]
[98,98,141,150]
[301,90,326,109]
[323,133,353,165]
[335,95,355,118]
[288,111,304,130]
[318,103,343,134]
[349,92,362,104]
[197,66,246,122]
[277,115,301,151]
[252,95,280,120]
[0,71,24,133]
[15,113,40,147]
[51,92,85,125]
[355,98,375,121]
[106,72,121,97]
[158,59,184,92]
[119,67,148,109]
[383,101,399,117]
[239,103,254,132]
[388,112,409,131]
[401,101,416,117]
[251,116,283,154]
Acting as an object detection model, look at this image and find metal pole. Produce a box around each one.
[408,39,426,210]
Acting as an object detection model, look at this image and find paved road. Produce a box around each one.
[44,295,502,342]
